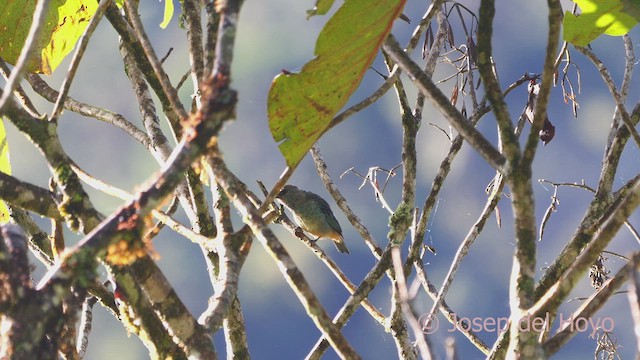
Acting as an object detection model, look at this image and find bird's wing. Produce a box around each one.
[307,192,342,235]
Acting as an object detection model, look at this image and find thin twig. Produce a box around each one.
[383,35,506,172]
[123,0,188,121]
[529,178,640,320]
[520,0,561,166]
[277,210,386,325]
[182,0,205,92]
[0,59,40,117]
[576,45,640,149]
[49,0,111,122]
[538,178,640,244]
[340,166,397,215]
[423,175,505,334]
[103,1,182,132]
[208,149,360,359]
[76,296,98,358]
[476,0,518,163]
[539,185,560,242]
[542,252,640,356]
[306,247,395,359]
[311,146,384,255]
[72,165,209,246]
[25,74,150,146]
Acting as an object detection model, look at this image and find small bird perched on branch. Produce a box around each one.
[277,185,350,254]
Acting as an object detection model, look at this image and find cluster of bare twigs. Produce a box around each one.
[0,0,639,359]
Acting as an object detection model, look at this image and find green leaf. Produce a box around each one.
[0,0,97,75]
[563,0,639,46]
[0,120,11,224]
[622,0,640,20]
[307,0,336,18]
[160,0,174,29]
[268,0,406,167]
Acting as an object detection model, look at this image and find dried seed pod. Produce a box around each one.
[450,84,459,106]
[526,79,556,145]
[467,36,478,66]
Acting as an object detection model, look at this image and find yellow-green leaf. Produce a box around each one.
[563,0,638,46]
[307,0,336,18]
[0,120,11,224]
[268,0,406,167]
[160,0,174,29]
[0,0,97,75]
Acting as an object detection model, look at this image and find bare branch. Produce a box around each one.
[530,178,640,319]
[576,46,640,150]
[542,252,640,356]
[392,242,434,359]
[413,259,490,354]
[423,175,505,336]
[76,296,98,358]
[311,145,383,254]
[307,247,394,359]
[208,149,360,359]
[476,0,518,161]
[383,36,505,171]
[520,0,562,165]
[25,74,150,146]
[223,298,250,359]
[0,59,40,117]
[123,0,188,122]
[182,0,205,91]
[0,94,102,232]
[0,172,61,219]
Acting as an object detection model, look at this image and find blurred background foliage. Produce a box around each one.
[4,0,639,358]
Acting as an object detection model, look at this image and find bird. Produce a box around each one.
[277,185,350,254]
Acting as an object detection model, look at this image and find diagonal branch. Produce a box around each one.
[535,103,640,301]
[0,172,61,219]
[208,149,360,359]
[542,251,640,356]
[529,177,640,319]
[306,246,394,359]
[25,73,150,146]
[423,175,505,334]
[576,45,640,150]
[0,94,102,233]
[382,35,506,172]
[103,1,182,133]
[123,0,188,122]
[36,67,237,304]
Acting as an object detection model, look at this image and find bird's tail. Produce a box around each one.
[332,237,350,254]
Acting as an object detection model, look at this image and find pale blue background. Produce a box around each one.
[5,0,640,359]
